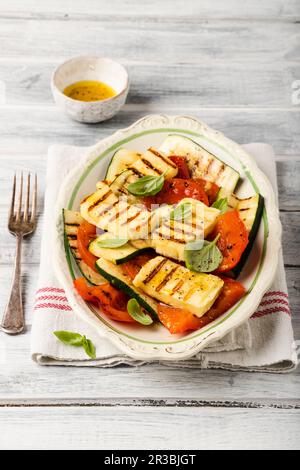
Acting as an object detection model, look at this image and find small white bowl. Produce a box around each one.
[51,56,129,123]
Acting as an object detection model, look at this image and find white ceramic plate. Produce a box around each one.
[53,114,281,361]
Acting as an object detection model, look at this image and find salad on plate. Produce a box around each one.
[63,134,264,335]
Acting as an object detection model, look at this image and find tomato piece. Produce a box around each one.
[143,178,209,208]
[158,304,210,334]
[194,178,220,205]
[211,210,249,272]
[74,278,135,323]
[73,277,98,303]
[77,220,98,272]
[122,252,156,281]
[206,277,246,321]
[168,156,190,179]
[157,277,245,334]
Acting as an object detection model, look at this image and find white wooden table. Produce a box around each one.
[0,0,299,450]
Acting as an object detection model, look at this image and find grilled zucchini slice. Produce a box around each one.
[133,256,224,318]
[159,134,239,198]
[89,233,151,265]
[63,209,104,285]
[228,193,264,231]
[107,147,179,199]
[105,148,141,183]
[228,193,264,277]
[96,258,158,318]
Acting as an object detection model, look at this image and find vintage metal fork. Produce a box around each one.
[0,173,37,334]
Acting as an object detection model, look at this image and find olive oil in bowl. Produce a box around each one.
[63,80,117,102]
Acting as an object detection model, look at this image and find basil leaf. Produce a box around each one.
[212,197,228,214]
[184,235,223,273]
[53,331,96,359]
[96,237,128,248]
[170,202,192,221]
[184,239,205,251]
[127,172,166,197]
[82,336,97,359]
[127,298,153,326]
[53,331,83,346]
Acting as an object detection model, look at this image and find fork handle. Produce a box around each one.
[1,235,24,334]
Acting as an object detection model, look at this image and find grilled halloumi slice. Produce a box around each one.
[80,181,118,226]
[133,256,224,317]
[151,199,220,261]
[80,181,152,240]
[130,147,178,179]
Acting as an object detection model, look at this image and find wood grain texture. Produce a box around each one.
[1,0,299,20]
[0,18,298,63]
[0,106,299,155]
[0,407,299,450]
[1,61,299,108]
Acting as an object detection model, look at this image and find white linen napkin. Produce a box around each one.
[31,143,298,372]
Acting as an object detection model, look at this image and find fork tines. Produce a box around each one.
[9,172,37,226]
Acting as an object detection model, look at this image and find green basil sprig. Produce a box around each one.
[170,202,193,221]
[127,171,167,197]
[212,197,228,214]
[53,331,96,359]
[127,299,153,325]
[96,237,128,248]
[184,234,223,273]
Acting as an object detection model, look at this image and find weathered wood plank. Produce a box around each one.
[0,18,298,63]
[0,407,299,449]
[0,105,299,155]
[1,0,299,20]
[1,333,300,402]
[1,61,299,108]
[277,161,300,210]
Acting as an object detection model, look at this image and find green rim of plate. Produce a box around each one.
[66,127,268,345]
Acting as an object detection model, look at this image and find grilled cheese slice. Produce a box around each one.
[151,199,220,261]
[131,147,178,179]
[133,256,224,317]
[80,181,152,239]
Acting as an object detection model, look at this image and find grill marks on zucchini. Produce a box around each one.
[230,194,264,278]
[105,148,141,183]
[63,209,104,285]
[228,193,263,232]
[64,210,82,261]
[159,134,239,198]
